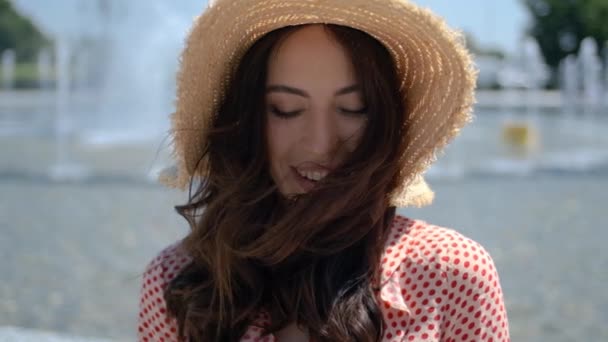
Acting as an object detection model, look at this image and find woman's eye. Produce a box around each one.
[340,107,368,116]
[269,105,301,118]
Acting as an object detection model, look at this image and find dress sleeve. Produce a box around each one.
[137,245,187,342]
[440,241,510,342]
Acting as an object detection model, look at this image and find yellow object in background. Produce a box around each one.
[501,120,539,153]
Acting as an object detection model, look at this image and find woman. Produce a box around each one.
[139,0,509,341]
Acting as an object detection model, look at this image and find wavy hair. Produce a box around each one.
[164,24,407,341]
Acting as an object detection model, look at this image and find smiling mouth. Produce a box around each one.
[290,166,328,193]
[295,168,329,182]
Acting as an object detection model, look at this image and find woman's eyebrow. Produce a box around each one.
[334,84,360,96]
[266,84,361,97]
[266,85,309,97]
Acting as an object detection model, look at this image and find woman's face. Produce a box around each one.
[265,25,368,197]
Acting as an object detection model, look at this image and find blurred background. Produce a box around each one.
[0,0,607,341]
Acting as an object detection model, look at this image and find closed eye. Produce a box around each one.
[269,105,302,118]
[340,107,368,116]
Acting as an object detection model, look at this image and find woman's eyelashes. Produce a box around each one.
[268,105,368,119]
[269,105,301,118]
[340,106,368,116]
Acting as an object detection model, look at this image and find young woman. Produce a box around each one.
[138,1,509,341]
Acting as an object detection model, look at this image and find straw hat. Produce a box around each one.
[160,0,477,208]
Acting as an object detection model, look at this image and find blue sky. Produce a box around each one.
[414,0,530,54]
[13,0,530,55]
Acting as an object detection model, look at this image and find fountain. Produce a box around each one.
[48,37,90,182]
[578,37,603,111]
[85,1,197,144]
[522,37,550,93]
[1,49,16,89]
[10,0,206,182]
[559,54,579,113]
[37,48,53,89]
[605,41,608,109]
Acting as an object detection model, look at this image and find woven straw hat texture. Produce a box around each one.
[160,0,477,207]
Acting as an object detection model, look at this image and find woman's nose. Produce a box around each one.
[302,109,340,156]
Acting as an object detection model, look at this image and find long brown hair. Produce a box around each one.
[165,24,407,341]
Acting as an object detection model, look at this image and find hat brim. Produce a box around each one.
[163,0,477,207]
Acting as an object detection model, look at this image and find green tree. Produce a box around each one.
[0,0,49,62]
[523,0,608,71]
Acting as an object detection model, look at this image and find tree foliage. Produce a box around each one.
[523,0,608,70]
[0,0,49,62]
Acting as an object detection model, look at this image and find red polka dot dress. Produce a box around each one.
[138,215,510,341]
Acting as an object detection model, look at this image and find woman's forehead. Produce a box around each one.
[266,25,357,88]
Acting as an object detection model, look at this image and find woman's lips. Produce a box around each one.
[294,161,334,173]
[291,166,318,193]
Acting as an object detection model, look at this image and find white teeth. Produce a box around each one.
[297,169,328,181]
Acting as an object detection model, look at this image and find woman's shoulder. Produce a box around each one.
[382,214,502,292]
[377,214,509,341]
[138,240,192,341]
[142,239,193,286]
[385,214,498,272]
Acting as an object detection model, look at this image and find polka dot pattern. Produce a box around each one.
[138,241,192,342]
[138,215,510,341]
[376,216,509,341]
